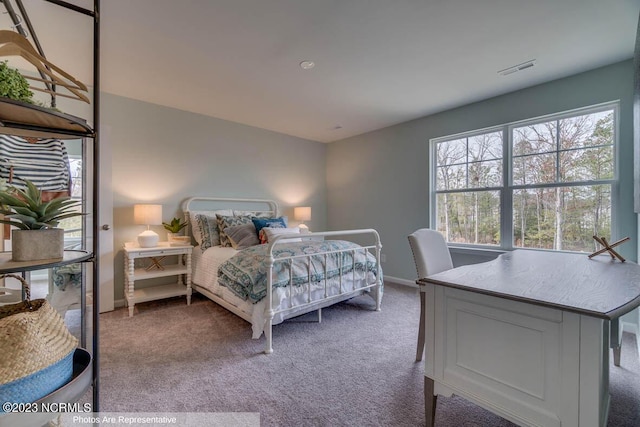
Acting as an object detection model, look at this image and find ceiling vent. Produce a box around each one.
[498,59,536,76]
[299,60,315,70]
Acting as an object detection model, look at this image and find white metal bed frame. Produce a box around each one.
[181,196,383,353]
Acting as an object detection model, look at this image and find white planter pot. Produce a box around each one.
[11,228,64,261]
[167,232,190,246]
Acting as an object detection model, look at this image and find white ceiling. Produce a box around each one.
[6,0,640,142]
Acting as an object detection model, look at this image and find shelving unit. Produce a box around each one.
[0,250,92,274]
[0,97,93,139]
[0,0,101,415]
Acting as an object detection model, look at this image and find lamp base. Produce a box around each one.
[298,224,310,234]
[137,230,159,248]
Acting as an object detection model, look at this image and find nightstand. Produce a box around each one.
[123,242,193,317]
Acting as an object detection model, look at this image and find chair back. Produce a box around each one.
[408,229,453,279]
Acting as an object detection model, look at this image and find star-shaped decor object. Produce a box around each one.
[588,236,630,262]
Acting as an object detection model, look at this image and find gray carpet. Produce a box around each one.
[99,283,640,426]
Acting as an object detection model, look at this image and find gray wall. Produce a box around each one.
[102,60,636,301]
[327,60,637,281]
[102,93,327,302]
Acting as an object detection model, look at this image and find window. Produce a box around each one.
[57,142,84,249]
[431,103,617,253]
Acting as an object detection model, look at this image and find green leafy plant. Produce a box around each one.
[33,99,62,112]
[163,217,188,233]
[0,179,84,230]
[0,60,33,102]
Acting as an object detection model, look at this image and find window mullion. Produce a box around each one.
[465,137,469,188]
[502,126,512,250]
[555,119,561,182]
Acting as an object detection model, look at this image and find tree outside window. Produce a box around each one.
[432,104,616,253]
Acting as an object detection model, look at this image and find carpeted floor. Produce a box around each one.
[99,283,640,426]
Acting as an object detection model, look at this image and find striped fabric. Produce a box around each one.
[0,135,70,192]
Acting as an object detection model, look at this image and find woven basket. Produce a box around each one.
[0,274,78,407]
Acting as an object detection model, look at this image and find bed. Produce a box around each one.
[182,196,383,353]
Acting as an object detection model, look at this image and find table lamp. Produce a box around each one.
[294,206,311,232]
[134,204,162,247]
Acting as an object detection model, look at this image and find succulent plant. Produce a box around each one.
[163,217,188,233]
[0,179,84,230]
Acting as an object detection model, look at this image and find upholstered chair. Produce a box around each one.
[408,229,453,362]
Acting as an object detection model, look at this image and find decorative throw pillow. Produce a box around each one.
[251,216,287,237]
[194,214,219,250]
[262,226,301,243]
[189,209,233,248]
[224,223,260,250]
[217,214,253,247]
[259,228,269,245]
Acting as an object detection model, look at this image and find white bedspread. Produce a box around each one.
[192,246,238,296]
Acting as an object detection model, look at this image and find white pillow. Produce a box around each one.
[188,209,233,248]
[263,226,301,243]
[233,210,275,219]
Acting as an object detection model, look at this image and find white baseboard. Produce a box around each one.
[384,275,418,288]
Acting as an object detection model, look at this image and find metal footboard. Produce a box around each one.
[263,228,383,354]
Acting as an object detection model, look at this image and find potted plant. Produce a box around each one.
[163,217,190,245]
[0,60,33,103]
[0,179,85,261]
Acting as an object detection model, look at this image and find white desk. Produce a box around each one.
[419,250,640,427]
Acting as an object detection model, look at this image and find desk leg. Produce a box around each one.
[612,346,621,366]
[425,377,437,427]
[610,318,621,367]
[417,291,426,362]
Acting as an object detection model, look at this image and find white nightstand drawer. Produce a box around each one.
[129,247,185,257]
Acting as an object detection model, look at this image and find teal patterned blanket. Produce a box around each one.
[218,240,380,303]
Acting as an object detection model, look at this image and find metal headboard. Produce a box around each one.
[181,196,279,241]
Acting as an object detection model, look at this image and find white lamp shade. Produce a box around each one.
[134,204,162,248]
[134,204,162,226]
[294,206,311,222]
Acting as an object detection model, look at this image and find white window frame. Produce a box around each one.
[429,101,620,254]
[62,152,83,250]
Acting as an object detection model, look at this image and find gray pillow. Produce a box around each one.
[224,223,260,249]
[216,214,253,247]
